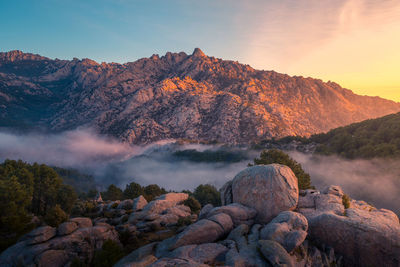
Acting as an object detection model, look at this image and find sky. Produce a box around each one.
[1,0,400,101]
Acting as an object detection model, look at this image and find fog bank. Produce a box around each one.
[0,129,399,214]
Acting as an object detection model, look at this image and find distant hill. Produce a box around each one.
[1,49,400,144]
[308,112,400,158]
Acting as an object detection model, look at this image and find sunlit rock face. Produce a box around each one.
[1,48,400,144]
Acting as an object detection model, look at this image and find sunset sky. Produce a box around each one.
[1,0,399,101]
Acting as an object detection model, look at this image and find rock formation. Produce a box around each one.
[221,164,299,223]
[1,49,400,144]
[0,218,119,267]
[298,188,400,266]
[1,164,399,266]
[112,165,400,267]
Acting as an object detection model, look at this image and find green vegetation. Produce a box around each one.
[44,204,68,227]
[102,184,123,201]
[99,182,167,202]
[342,194,351,209]
[173,149,248,163]
[310,112,400,159]
[250,149,313,190]
[53,167,97,193]
[193,184,221,207]
[92,239,125,267]
[143,184,167,201]
[176,216,193,227]
[123,182,143,199]
[71,201,98,218]
[183,196,202,214]
[0,159,79,251]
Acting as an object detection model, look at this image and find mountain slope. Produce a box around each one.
[1,49,399,144]
[309,112,400,158]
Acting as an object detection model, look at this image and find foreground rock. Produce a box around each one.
[299,186,400,266]
[0,218,119,267]
[260,211,308,253]
[221,164,299,223]
[114,165,346,267]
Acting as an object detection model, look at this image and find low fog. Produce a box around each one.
[0,129,399,214]
[290,152,400,214]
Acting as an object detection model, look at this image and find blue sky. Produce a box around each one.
[0,0,244,63]
[1,0,400,100]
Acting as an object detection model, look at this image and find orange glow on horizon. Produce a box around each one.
[239,0,400,102]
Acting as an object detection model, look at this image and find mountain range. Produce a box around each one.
[1,48,399,144]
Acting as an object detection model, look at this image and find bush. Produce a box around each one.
[123,182,143,199]
[92,239,124,267]
[176,216,193,227]
[342,194,351,209]
[183,196,201,214]
[102,185,123,201]
[70,257,87,267]
[44,204,68,227]
[193,184,221,207]
[251,149,312,190]
[70,201,97,217]
[143,184,167,201]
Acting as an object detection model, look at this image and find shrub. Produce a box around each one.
[176,216,193,227]
[342,194,351,209]
[70,257,87,267]
[251,149,313,190]
[143,184,167,201]
[44,204,68,227]
[92,239,124,267]
[193,184,221,207]
[123,182,143,199]
[70,201,97,217]
[183,196,201,214]
[102,185,123,201]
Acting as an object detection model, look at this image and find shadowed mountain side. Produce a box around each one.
[1,49,399,144]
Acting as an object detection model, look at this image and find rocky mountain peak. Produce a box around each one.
[0,50,48,62]
[191,48,206,58]
[1,49,400,144]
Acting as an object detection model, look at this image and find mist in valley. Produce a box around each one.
[0,129,399,214]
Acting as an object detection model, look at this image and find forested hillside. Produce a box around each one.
[309,112,400,158]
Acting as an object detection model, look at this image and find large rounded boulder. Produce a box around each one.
[221,164,299,224]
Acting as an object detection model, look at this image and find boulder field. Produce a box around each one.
[1,164,399,267]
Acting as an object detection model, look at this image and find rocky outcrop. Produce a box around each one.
[206,203,257,227]
[155,213,233,256]
[1,49,400,143]
[298,186,400,267]
[258,240,294,267]
[115,165,344,267]
[2,164,399,266]
[133,195,148,211]
[221,164,299,223]
[128,193,191,231]
[0,218,119,267]
[260,211,308,253]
